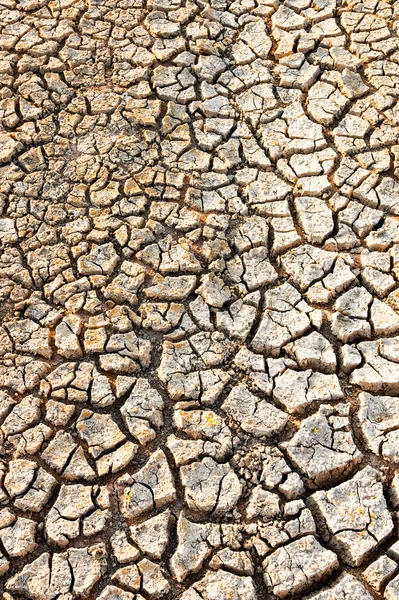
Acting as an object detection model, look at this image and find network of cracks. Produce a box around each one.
[1,0,399,598]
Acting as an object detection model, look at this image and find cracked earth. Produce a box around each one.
[1,0,399,599]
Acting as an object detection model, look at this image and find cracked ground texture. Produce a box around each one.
[2,0,399,599]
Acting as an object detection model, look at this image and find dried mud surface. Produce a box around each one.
[1,0,399,598]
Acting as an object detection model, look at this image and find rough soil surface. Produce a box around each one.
[0,0,399,598]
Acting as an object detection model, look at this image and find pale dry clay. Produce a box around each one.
[1,0,399,598]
